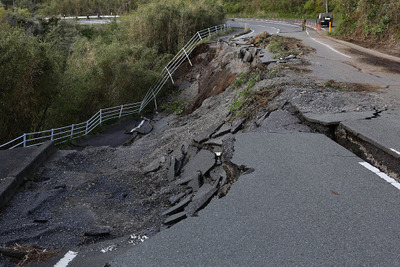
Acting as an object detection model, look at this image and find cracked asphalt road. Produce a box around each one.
[228,19,400,101]
[2,21,400,266]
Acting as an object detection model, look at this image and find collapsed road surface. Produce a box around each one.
[110,132,400,266]
[2,22,400,266]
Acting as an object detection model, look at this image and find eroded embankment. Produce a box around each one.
[2,31,400,266]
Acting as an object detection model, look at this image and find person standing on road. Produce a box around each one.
[302,16,306,31]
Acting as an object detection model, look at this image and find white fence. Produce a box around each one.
[0,24,229,149]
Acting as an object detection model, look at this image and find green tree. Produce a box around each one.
[0,26,61,143]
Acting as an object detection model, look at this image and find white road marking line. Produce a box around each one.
[306,29,352,59]
[359,162,400,190]
[130,119,145,133]
[390,148,400,156]
[359,162,380,173]
[377,172,397,183]
[54,251,78,267]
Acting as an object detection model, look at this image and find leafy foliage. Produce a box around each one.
[332,0,400,42]
[123,0,224,54]
[0,1,225,143]
[223,0,329,17]
[0,26,62,143]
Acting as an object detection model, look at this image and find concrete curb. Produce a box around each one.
[0,141,55,209]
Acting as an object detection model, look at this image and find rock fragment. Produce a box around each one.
[163,211,187,225]
[212,123,232,138]
[182,149,216,176]
[210,166,227,185]
[168,192,186,205]
[143,158,161,174]
[174,171,202,187]
[193,122,225,144]
[188,172,203,192]
[162,195,192,217]
[84,226,111,236]
[231,118,246,134]
[185,182,219,216]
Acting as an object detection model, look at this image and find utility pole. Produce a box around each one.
[326,0,328,13]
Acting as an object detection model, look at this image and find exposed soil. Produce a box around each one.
[1,32,400,267]
[248,32,316,56]
[346,48,400,74]
[322,80,381,93]
[343,38,400,58]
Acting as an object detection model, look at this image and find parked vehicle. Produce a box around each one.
[317,12,333,27]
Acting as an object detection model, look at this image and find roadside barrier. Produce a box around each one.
[0,24,229,149]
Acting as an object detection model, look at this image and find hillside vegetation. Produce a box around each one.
[0,0,224,144]
[332,0,400,50]
[222,0,399,51]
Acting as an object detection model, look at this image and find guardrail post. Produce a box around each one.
[119,105,124,118]
[1,24,228,149]
[165,66,175,84]
[153,91,158,111]
[182,48,193,66]
[71,124,74,139]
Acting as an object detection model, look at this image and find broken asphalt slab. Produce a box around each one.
[340,115,400,159]
[181,149,216,177]
[302,110,376,126]
[108,132,400,266]
[299,108,400,173]
[0,141,55,209]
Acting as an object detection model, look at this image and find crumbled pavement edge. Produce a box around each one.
[0,141,55,210]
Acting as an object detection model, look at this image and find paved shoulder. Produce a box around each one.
[110,132,400,266]
[340,109,400,158]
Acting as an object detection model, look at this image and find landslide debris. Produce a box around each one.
[248,31,315,58]
[2,31,400,267]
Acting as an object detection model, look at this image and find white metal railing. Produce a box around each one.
[1,24,229,149]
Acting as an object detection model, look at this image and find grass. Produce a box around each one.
[161,99,185,115]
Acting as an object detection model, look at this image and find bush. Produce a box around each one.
[123,0,225,54]
[0,26,61,143]
[45,36,164,126]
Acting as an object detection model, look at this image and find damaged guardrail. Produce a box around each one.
[0,24,229,149]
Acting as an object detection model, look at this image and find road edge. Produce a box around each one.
[0,141,55,210]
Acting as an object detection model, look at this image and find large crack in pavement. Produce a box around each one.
[2,31,400,266]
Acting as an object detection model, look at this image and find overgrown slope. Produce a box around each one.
[332,0,400,55]
[0,0,225,144]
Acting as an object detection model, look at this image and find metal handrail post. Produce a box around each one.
[71,124,75,139]
[182,48,193,66]
[0,24,228,149]
[165,66,174,84]
[153,90,158,111]
[119,105,124,118]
